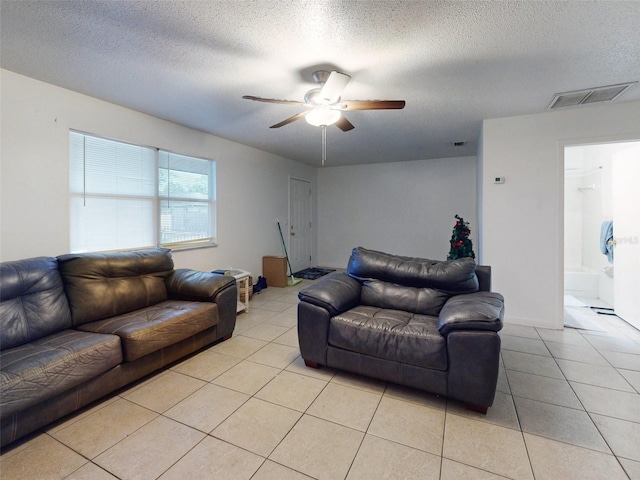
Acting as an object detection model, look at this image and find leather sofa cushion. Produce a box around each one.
[348,247,479,293]
[328,306,448,371]
[0,329,122,418]
[58,248,175,326]
[361,279,450,316]
[77,300,217,361]
[0,257,72,349]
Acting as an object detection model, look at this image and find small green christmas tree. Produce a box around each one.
[447,214,476,260]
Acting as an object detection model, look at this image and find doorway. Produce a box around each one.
[563,140,640,330]
[288,177,312,274]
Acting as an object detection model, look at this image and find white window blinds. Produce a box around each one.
[69,131,216,253]
[158,151,216,248]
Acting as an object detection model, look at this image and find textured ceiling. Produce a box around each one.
[2,0,640,166]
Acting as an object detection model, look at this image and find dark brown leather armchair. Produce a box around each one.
[297,247,504,413]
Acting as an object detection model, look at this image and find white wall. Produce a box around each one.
[317,156,477,268]
[481,100,640,329]
[0,69,317,277]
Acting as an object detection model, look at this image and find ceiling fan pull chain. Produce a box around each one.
[322,126,327,166]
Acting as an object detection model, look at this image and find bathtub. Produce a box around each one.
[564,267,599,299]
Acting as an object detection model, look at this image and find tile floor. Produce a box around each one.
[1,282,640,479]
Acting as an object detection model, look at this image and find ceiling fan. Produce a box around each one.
[242,70,406,131]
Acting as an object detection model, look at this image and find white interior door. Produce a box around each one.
[612,144,640,329]
[289,178,312,273]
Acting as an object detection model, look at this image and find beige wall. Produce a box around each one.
[317,156,478,268]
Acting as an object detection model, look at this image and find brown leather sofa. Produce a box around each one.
[0,248,237,446]
[297,247,504,413]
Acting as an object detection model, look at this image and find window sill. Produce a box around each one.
[163,242,218,252]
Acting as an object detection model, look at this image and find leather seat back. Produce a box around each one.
[58,248,174,326]
[0,257,72,349]
[347,247,479,315]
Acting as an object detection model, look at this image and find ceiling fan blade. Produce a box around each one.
[339,100,406,111]
[242,95,305,106]
[319,71,351,103]
[335,116,355,132]
[270,111,308,128]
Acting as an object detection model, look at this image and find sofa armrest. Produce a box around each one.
[166,269,235,301]
[438,291,504,335]
[297,272,361,317]
[166,270,237,338]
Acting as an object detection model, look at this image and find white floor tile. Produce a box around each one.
[443,414,533,480]
[525,433,628,480]
[307,382,381,431]
[346,434,441,479]
[591,413,640,461]
[211,398,301,457]
[506,370,582,409]
[269,415,364,480]
[513,396,610,453]
[368,396,445,455]
[571,382,640,422]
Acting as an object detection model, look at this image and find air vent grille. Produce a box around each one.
[548,82,636,109]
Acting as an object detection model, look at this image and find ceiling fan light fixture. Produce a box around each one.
[305,107,341,127]
[319,71,351,103]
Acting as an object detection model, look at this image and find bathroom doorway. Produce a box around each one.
[563,140,640,330]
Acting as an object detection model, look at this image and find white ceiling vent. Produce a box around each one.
[548,82,637,109]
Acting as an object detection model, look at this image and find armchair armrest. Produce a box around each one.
[438,291,504,335]
[166,269,236,301]
[298,272,361,317]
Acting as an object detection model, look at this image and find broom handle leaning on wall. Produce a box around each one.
[276,219,295,279]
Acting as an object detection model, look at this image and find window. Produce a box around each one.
[69,131,216,253]
[158,151,216,248]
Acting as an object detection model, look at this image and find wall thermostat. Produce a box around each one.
[493,177,505,184]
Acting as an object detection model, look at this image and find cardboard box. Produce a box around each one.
[262,256,288,287]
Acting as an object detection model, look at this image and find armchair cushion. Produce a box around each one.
[348,247,479,293]
[438,292,504,335]
[329,306,447,370]
[361,280,450,316]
